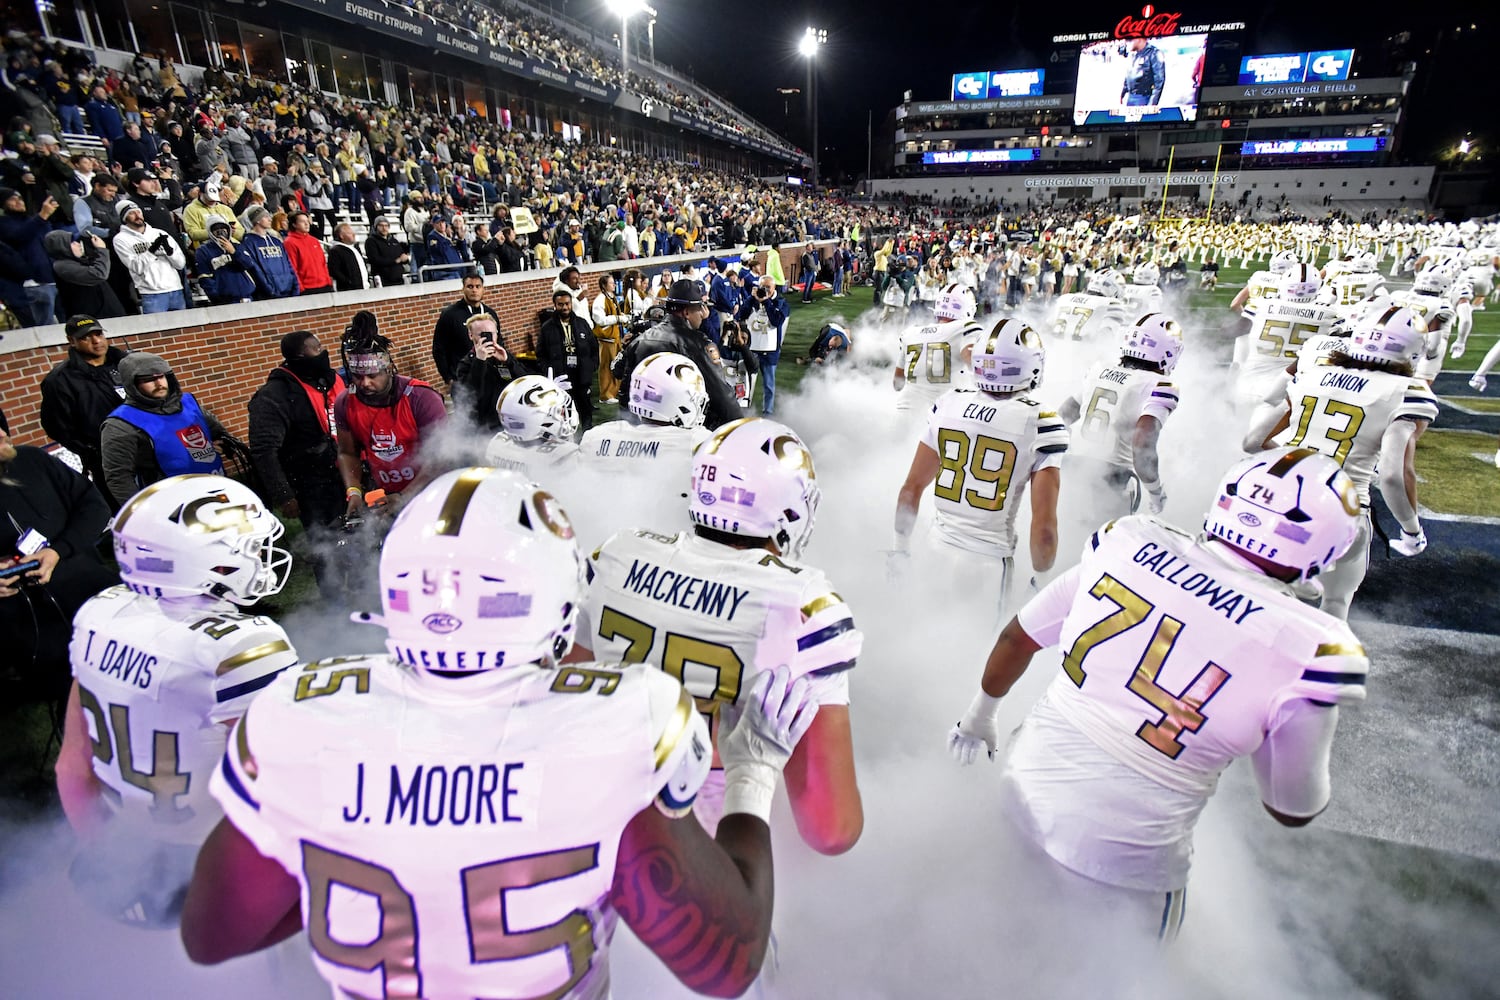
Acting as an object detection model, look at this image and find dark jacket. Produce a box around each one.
[235,230,300,298]
[100,353,228,505]
[247,366,343,507]
[44,230,125,319]
[471,236,502,275]
[326,242,368,291]
[365,233,407,288]
[616,313,739,429]
[497,239,525,273]
[39,344,130,478]
[536,309,598,388]
[423,229,466,281]
[0,209,54,283]
[195,239,256,303]
[451,351,514,431]
[431,298,499,383]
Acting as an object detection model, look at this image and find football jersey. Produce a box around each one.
[920,389,1069,558]
[897,319,982,411]
[1237,297,1340,402]
[1242,269,1280,303]
[581,530,859,830]
[1068,360,1180,469]
[578,421,708,473]
[70,587,297,845]
[1052,293,1127,342]
[1005,516,1368,891]
[1121,283,1163,317]
[1389,289,1457,381]
[1275,364,1439,501]
[1319,272,1387,319]
[212,656,708,1000]
[483,434,579,482]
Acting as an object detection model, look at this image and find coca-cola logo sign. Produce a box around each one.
[1114,5,1182,39]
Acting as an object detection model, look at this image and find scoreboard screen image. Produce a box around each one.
[1073,33,1208,127]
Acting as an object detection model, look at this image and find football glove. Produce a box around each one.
[1389,527,1427,557]
[719,666,818,821]
[948,691,1003,766]
[551,372,572,394]
[1471,373,1488,393]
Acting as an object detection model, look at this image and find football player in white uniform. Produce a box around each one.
[894,282,983,415]
[1059,314,1184,519]
[1230,248,1297,315]
[1051,268,1128,342]
[1389,266,1458,382]
[1234,265,1340,411]
[1318,253,1388,322]
[1121,262,1164,318]
[56,475,297,928]
[181,469,816,999]
[1245,306,1438,619]
[1445,268,1480,359]
[894,318,1068,613]
[576,418,863,856]
[484,374,581,480]
[949,446,1366,943]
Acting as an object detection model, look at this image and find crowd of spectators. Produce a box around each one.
[0,30,902,328]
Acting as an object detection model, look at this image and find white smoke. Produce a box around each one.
[6,295,1490,998]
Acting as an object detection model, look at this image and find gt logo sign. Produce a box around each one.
[951,72,988,100]
[1310,54,1344,76]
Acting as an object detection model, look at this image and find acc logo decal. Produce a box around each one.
[1237,512,1262,527]
[422,613,463,634]
[698,491,717,505]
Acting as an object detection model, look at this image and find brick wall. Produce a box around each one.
[0,242,834,446]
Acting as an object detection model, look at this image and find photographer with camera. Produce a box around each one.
[450,313,514,430]
[0,423,116,693]
[591,272,627,404]
[737,274,789,415]
[614,278,740,430]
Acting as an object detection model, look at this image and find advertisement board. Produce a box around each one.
[951,68,1046,101]
[1073,33,1207,126]
[1240,137,1386,155]
[921,149,1041,165]
[1238,49,1353,85]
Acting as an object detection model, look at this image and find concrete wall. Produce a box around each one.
[868,166,1436,206]
[0,243,834,447]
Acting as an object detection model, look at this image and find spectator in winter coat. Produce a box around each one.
[326,222,370,292]
[109,121,156,172]
[100,352,228,506]
[182,179,242,248]
[194,219,256,304]
[235,205,300,299]
[44,230,125,320]
[283,212,332,295]
[111,200,187,313]
[83,86,125,143]
[364,216,408,288]
[0,187,60,326]
[423,215,466,282]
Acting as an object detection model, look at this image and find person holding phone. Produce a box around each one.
[451,313,514,430]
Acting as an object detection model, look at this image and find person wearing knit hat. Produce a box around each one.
[112,195,187,313]
[182,176,241,248]
[234,205,300,300]
[99,352,228,506]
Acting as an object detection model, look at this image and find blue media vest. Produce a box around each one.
[108,392,225,477]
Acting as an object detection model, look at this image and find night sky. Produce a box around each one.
[563,0,1493,178]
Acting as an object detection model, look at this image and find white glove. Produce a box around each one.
[551,372,572,393]
[1389,527,1427,557]
[718,666,818,821]
[1450,342,1466,360]
[885,547,910,585]
[948,691,1003,766]
[1471,373,1488,393]
[211,254,231,269]
[1144,482,1167,515]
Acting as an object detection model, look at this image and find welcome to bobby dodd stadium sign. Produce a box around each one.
[1022,173,1237,187]
[909,96,1069,115]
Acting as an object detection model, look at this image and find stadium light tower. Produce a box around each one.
[608,0,656,77]
[800,27,827,187]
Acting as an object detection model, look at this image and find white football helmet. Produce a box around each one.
[1090,269,1125,299]
[380,469,585,672]
[497,375,579,444]
[689,418,820,559]
[973,318,1044,393]
[629,352,708,428]
[933,282,977,322]
[1131,262,1160,286]
[1120,313,1184,374]
[113,474,291,607]
[1345,305,1425,367]
[1204,447,1360,583]
[1349,251,1377,274]
[1269,249,1299,276]
[1413,267,1452,297]
[1280,264,1322,303]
